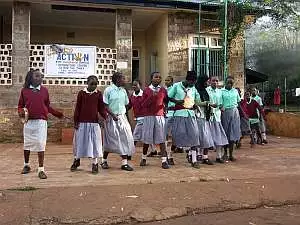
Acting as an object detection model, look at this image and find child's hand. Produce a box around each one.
[220,107,225,112]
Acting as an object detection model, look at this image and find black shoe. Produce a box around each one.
[162,161,170,169]
[101,161,109,169]
[128,156,132,161]
[222,154,229,162]
[191,162,201,169]
[121,164,134,171]
[167,158,175,165]
[216,158,225,164]
[186,154,192,163]
[70,159,80,172]
[21,165,31,174]
[262,139,268,144]
[229,156,237,162]
[203,158,214,165]
[196,155,202,162]
[92,163,99,174]
[147,150,158,157]
[140,159,147,166]
[38,171,47,179]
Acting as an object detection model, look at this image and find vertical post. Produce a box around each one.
[12,2,30,85]
[115,9,132,83]
[284,76,287,112]
[223,0,228,81]
[197,3,201,77]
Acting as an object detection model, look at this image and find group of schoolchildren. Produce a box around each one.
[18,69,267,179]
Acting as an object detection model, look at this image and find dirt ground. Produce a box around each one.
[0,136,300,225]
[139,205,300,225]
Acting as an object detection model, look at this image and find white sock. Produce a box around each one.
[203,154,208,159]
[161,157,167,163]
[188,150,192,156]
[191,151,197,163]
[216,146,223,159]
[24,162,30,166]
[121,159,128,166]
[91,158,98,164]
[142,154,147,160]
[262,133,267,140]
[38,167,44,172]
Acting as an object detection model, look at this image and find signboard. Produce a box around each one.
[45,45,96,78]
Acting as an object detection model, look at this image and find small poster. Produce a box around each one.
[44,45,96,78]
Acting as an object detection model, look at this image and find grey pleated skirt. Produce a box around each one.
[103,114,135,155]
[221,108,241,142]
[197,118,214,149]
[209,121,229,147]
[240,117,251,136]
[171,116,199,148]
[165,116,174,137]
[141,116,166,144]
[133,119,143,141]
[73,123,102,158]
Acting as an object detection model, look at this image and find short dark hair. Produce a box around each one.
[186,71,197,81]
[87,75,98,83]
[112,72,123,84]
[166,76,174,82]
[23,69,39,88]
[150,72,160,80]
[133,79,141,85]
[226,76,234,81]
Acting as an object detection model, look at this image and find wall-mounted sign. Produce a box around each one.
[117,61,128,69]
[45,45,96,78]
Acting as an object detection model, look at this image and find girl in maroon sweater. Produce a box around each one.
[18,70,64,179]
[140,72,169,169]
[70,76,107,174]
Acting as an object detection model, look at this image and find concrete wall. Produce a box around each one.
[145,14,168,85]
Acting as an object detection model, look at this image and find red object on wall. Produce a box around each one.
[274,87,281,105]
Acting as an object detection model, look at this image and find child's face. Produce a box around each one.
[245,92,251,100]
[117,75,126,87]
[210,77,219,88]
[87,78,98,92]
[251,88,257,96]
[225,78,234,89]
[186,79,196,87]
[132,81,140,92]
[152,73,162,86]
[165,77,173,87]
[32,71,43,87]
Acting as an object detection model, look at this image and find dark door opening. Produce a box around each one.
[132,59,139,82]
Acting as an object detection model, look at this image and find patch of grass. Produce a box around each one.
[7,186,38,192]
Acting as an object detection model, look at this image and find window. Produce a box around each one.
[189,36,223,80]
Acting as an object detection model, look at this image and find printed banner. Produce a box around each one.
[45,45,96,78]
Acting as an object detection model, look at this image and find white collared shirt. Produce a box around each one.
[149,84,161,92]
[29,85,41,91]
[133,89,143,97]
[83,87,98,94]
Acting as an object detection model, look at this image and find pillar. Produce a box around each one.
[228,32,245,93]
[115,9,132,83]
[12,2,30,85]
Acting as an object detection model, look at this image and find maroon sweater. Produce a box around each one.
[74,90,107,125]
[129,92,147,118]
[18,86,63,120]
[141,86,167,116]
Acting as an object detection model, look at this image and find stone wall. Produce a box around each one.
[228,32,245,92]
[168,12,197,81]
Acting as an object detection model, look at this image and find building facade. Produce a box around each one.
[0,0,245,142]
